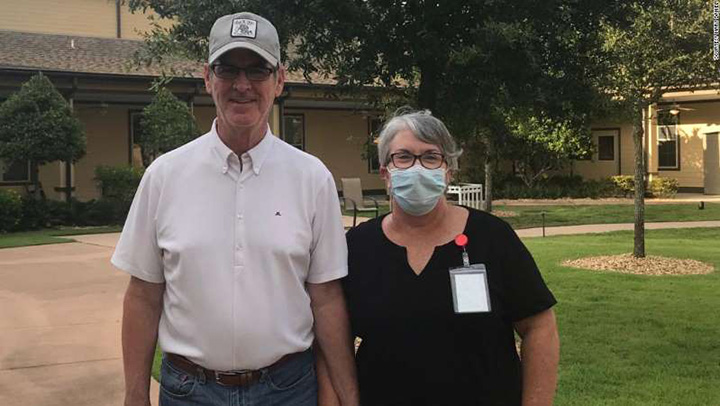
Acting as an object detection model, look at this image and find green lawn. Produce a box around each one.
[0,226,122,249]
[525,227,720,405]
[493,202,720,229]
[346,202,720,230]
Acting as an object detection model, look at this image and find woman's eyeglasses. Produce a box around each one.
[389,152,445,169]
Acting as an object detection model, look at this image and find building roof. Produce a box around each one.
[0,30,333,85]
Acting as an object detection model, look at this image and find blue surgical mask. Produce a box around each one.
[389,166,447,216]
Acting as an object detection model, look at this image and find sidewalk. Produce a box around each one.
[495,192,720,206]
[515,220,720,238]
[0,241,159,406]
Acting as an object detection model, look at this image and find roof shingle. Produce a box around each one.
[0,30,335,85]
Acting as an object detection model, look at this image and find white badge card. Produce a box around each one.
[450,264,491,313]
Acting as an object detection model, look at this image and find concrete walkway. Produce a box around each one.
[1,218,719,405]
[0,241,159,406]
[515,220,720,238]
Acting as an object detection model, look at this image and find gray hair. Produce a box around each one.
[377,108,463,170]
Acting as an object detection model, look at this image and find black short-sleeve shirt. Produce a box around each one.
[343,208,556,406]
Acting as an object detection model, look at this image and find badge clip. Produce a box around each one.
[454,234,470,267]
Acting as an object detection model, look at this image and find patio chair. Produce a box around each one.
[341,177,379,227]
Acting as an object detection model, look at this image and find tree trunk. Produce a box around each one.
[481,134,494,212]
[29,160,42,200]
[417,63,438,112]
[632,109,646,258]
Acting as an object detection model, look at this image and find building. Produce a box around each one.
[1,0,719,198]
[575,92,720,194]
[0,0,386,202]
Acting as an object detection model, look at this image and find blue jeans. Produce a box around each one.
[159,350,317,406]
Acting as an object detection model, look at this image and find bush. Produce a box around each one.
[94,165,143,225]
[82,198,131,225]
[495,175,618,199]
[0,189,22,232]
[610,175,634,197]
[95,165,144,202]
[17,195,50,230]
[649,177,679,198]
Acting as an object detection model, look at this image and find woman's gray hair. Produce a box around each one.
[377,108,463,170]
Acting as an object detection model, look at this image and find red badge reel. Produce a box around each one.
[455,234,470,267]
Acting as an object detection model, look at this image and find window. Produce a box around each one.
[657,111,679,169]
[0,159,30,183]
[598,135,615,161]
[130,111,143,165]
[367,117,382,173]
[658,125,679,169]
[283,114,305,150]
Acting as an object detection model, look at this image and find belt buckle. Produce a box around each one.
[214,370,253,386]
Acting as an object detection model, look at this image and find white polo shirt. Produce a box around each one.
[111,122,348,371]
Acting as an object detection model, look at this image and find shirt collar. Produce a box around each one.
[246,126,275,175]
[209,120,276,175]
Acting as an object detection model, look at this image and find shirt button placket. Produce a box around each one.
[235,175,245,271]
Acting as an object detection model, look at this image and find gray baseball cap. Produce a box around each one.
[208,12,281,67]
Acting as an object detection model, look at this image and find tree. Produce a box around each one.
[503,112,593,188]
[138,87,199,166]
[127,0,607,211]
[0,73,85,198]
[596,0,719,257]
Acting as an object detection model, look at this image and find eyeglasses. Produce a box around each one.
[389,152,446,169]
[211,64,275,81]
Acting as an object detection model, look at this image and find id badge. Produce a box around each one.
[449,264,491,313]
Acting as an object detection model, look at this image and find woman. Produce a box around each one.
[320,109,559,406]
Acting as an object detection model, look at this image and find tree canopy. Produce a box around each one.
[0,73,85,195]
[594,0,719,257]
[138,87,199,166]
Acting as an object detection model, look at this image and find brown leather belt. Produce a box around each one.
[165,350,308,386]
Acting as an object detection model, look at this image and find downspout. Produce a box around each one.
[116,0,122,38]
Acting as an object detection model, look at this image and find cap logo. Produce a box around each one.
[231,18,257,38]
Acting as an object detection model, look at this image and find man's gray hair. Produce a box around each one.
[377,108,463,170]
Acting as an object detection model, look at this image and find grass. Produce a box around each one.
[525,227,720,405]
[344,202,720,230]
[153,347,162,382]
[495,202,720,229]
[0,226,122,249]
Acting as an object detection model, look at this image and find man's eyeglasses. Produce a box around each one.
[389,152,446,170]
[211,64,275,81]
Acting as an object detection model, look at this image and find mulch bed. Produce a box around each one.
[563,254,714,276]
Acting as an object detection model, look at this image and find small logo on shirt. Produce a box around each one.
[275,211,282,216]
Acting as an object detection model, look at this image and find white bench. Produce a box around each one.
[447,183,484,209]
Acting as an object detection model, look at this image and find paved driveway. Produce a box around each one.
[0,234,159,406]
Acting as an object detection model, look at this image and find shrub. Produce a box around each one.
[610,175,635,197]
[95,165,144,202]
[0,189,22,232]
[495,175,618,199]
[94,165,143,225]
[82,198,130,225]
[17,195,50,230]
[649,177,679,198]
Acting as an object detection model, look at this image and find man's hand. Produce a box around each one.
[307,280,360,406]
[122,276,165,406]
[514,308,560,406]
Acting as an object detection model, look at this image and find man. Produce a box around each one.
[113,11,359,406]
